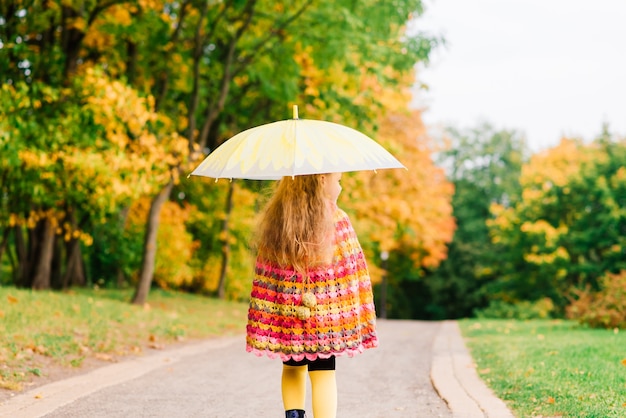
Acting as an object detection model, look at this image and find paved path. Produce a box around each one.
[0,320,514,418]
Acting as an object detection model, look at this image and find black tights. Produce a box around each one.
[283,356,336,371]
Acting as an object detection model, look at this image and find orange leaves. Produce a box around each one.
[621,358,626,367]
[7,295,19,304]
[343,104,455,270]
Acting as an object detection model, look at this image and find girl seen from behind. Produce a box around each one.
[246,172,378,418]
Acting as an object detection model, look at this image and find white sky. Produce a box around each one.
[412,0,626,152]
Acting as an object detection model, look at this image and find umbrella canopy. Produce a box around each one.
[189,106,405,180]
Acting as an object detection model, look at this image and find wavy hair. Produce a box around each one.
[256,174,334,274]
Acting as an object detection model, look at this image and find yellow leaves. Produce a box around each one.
[18,150,49,168]
[521,138,585,188]
[69,68,188,206]
[68,17,87,32]
[109,6,133,26]
[8,213,19,227]
[524,247,570,265]
[83,30,114,51]
[621,358,626,367]
[128,199,197,289]
[138,0,164,9]
[520,221,568,246]
[7,295,18,304]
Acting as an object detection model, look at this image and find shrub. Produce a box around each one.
[566,270,626,329]
[474,297,555,320]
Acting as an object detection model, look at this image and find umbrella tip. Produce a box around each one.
[293,105,299,120]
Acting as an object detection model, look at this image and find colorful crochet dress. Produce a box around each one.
[246,206,378,361]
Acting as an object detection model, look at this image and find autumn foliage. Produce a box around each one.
[1,0,452,312]
[487,135,626,323]
[566,271,626,329]
[345,108,455,273]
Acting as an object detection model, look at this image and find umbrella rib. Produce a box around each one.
[214,130,255,179]
[291,118,298,179]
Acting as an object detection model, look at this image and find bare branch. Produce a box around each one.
[197,0,258,151]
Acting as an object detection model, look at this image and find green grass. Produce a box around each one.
[0,286,248,391]
[459,319,626,418]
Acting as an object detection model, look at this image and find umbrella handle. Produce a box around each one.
[293,105,299,120]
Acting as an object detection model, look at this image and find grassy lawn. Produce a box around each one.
[460,319,626,418]
[0,286,248,392]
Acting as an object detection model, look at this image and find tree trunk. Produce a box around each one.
[51,234,63,289]
[125,39,138,84]
[61,211,86,288]
[13,226,26,286]
[116,206,130,288]
[0,228,9,282]
[216,182,235,299]
[62,237,86,288]
[132,180,174,305]
[60,5,86,81]
[31,218,55,290]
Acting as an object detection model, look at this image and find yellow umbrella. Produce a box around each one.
[189,106,405,180]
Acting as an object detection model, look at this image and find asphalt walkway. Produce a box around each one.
[0,320,514,418]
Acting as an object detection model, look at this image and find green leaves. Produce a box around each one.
[488,136,626,311]
[418,124,527,319]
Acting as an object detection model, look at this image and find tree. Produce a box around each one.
[0,68,185,289]
[488,134,626,311]
[420,123,528,319]
[331,70,455,318]
[1,0,440,304]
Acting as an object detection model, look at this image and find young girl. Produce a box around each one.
[246,172,378,418]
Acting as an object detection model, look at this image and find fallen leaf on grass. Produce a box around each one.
[7,295,18,304]
[621,359,626,367]
[547,396,555,404]
[95,353,114,362]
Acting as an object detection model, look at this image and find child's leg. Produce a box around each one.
[308,358,337,418]
[281,364,307,410]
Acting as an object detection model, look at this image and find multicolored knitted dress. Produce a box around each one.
[246,206,378,361]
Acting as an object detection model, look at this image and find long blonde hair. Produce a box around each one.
[256,174,334,274]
